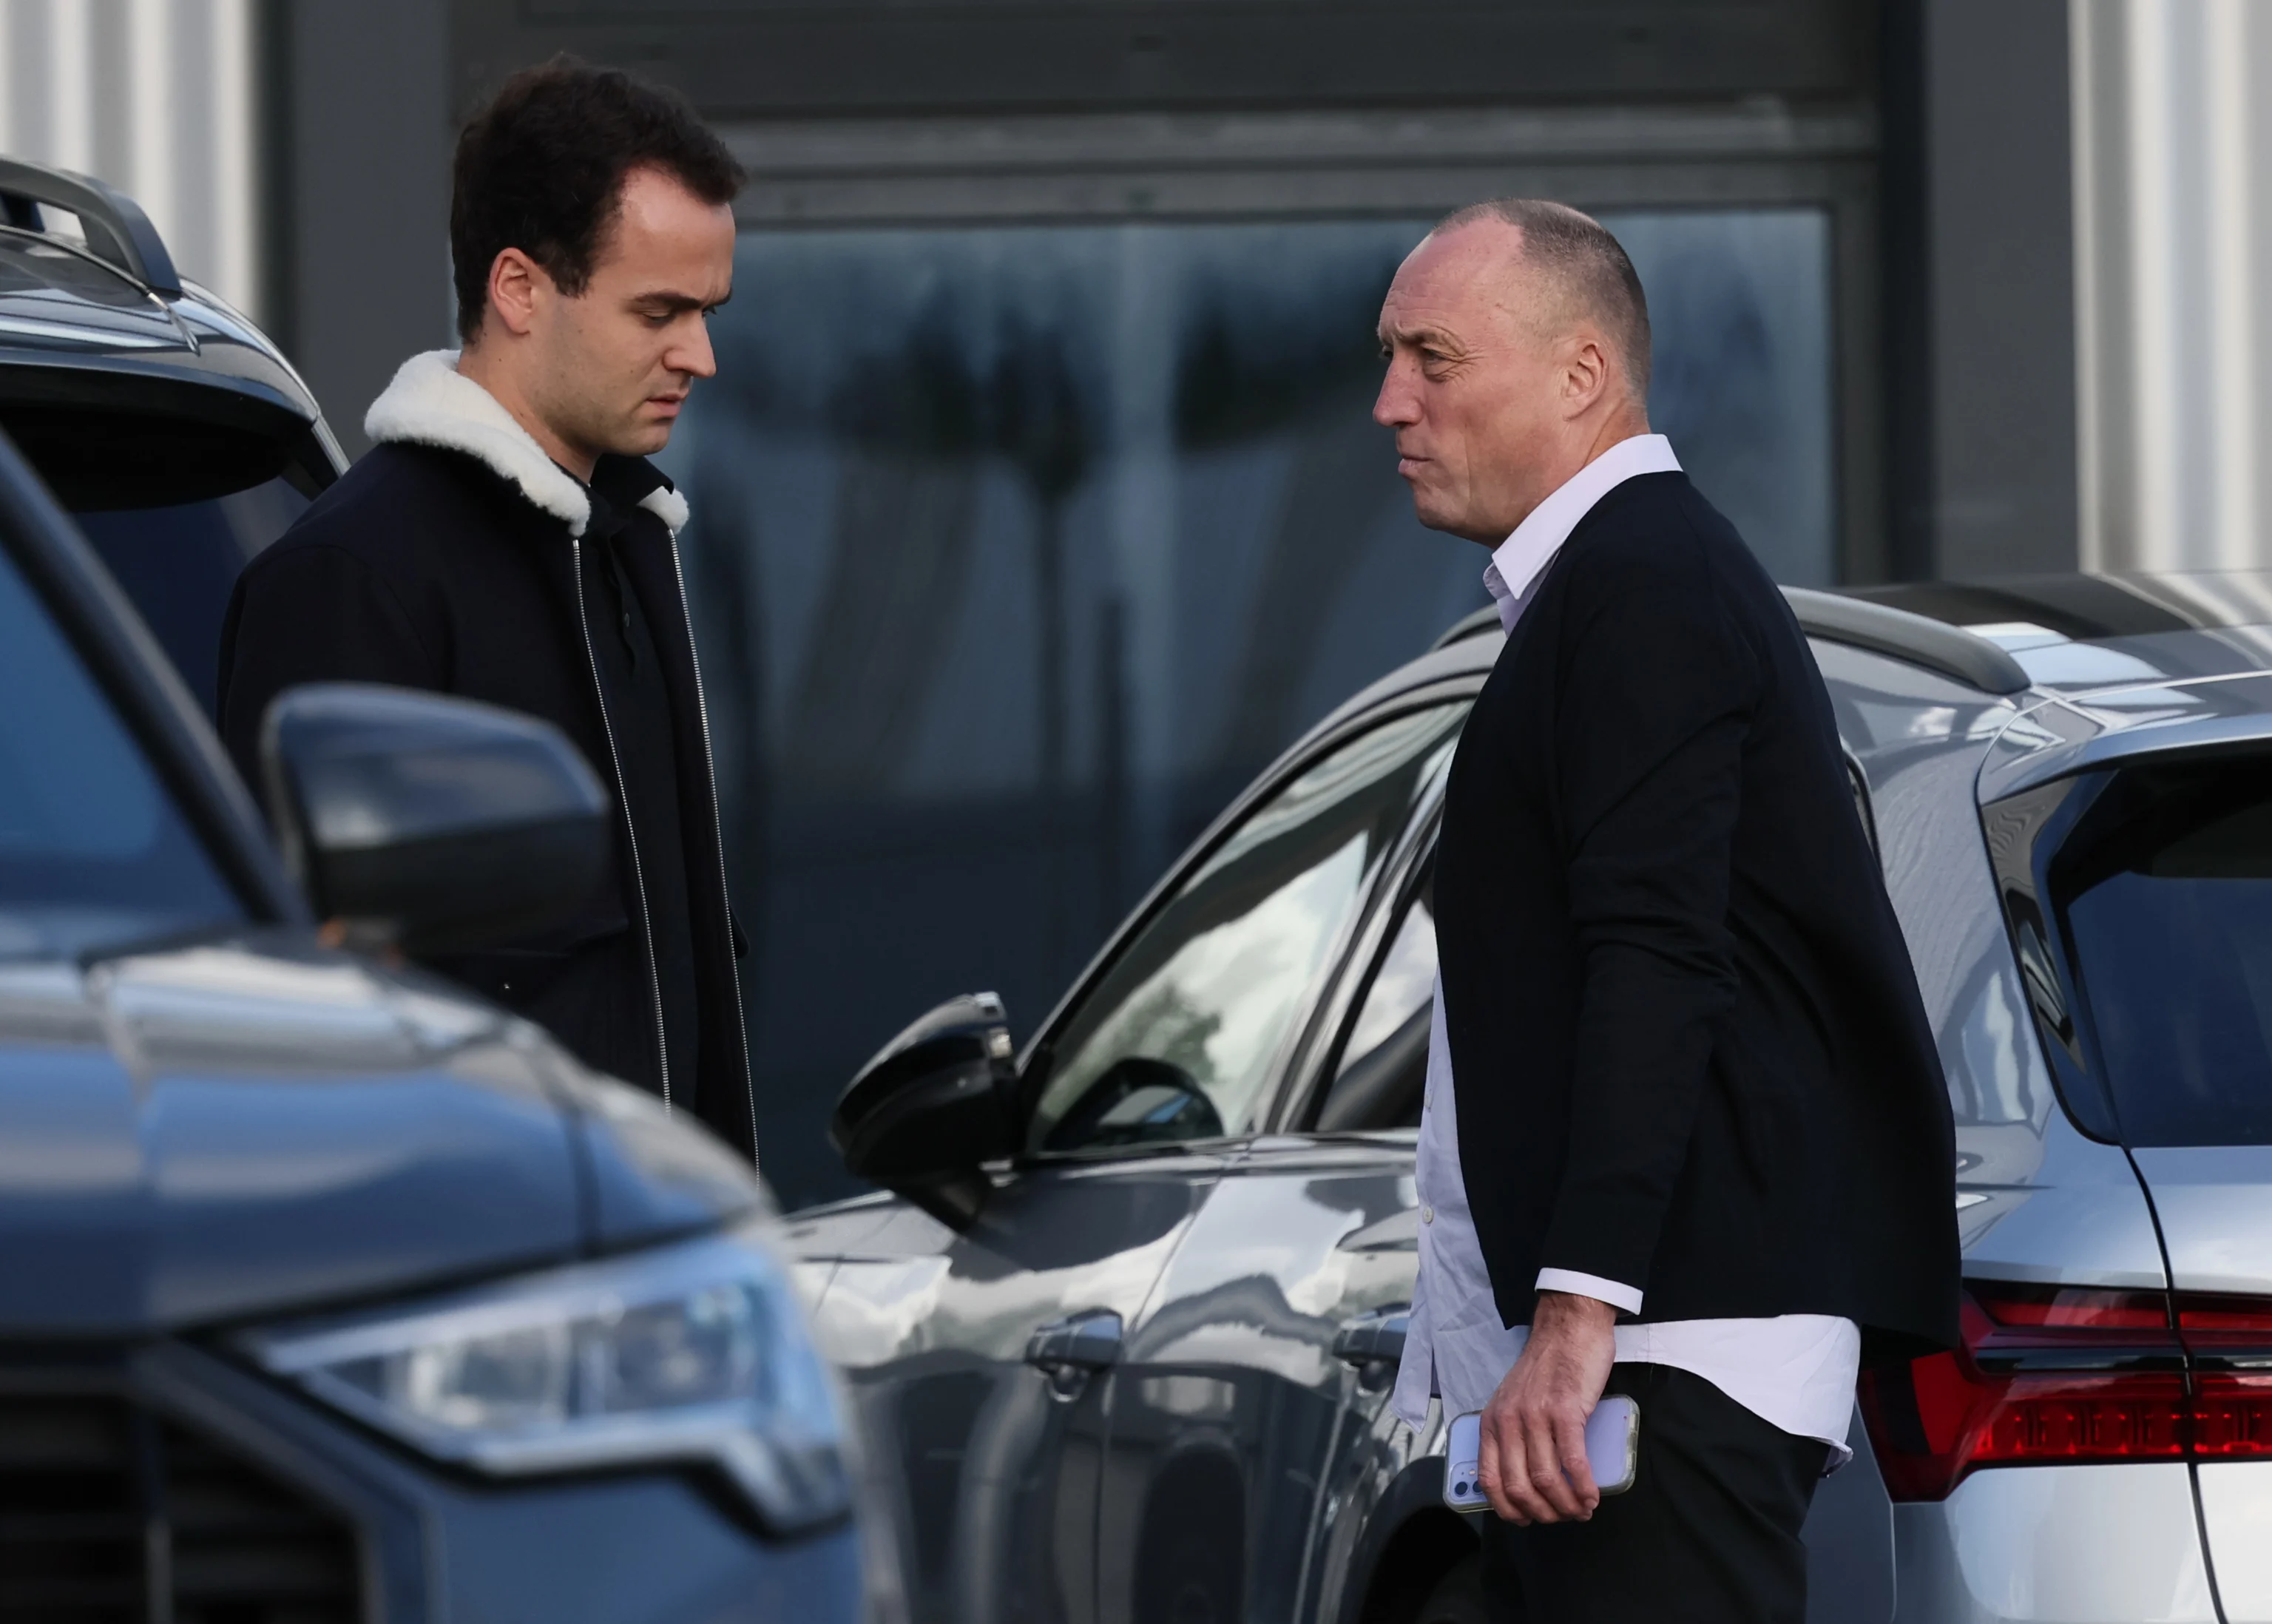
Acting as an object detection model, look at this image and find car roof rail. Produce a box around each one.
[1431,586,2030,695]
[0,157,180,297]
[1783,586,2031,695]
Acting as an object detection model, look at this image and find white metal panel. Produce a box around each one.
[0,0,260,316]
[2072,0,2272,574]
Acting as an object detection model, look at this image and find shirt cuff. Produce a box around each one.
[1535,1268,1644,1316]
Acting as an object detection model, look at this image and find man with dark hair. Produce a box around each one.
[1378,200,1956,1618]
[217,57,758,1160]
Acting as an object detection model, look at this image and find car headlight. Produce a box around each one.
[240,1222,851,1532]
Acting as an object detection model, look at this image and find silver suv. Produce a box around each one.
[789,572,2272,1624]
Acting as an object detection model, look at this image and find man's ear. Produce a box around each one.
[486,248,547,339]
[1559,331,1616,420]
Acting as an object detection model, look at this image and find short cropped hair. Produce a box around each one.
[1434,199,1652,398]
[450,55,743,343]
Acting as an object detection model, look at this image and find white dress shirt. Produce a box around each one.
[1389,433,1860,1466]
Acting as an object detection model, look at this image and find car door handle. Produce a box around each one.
[1333,1307,1410,1367]
[1026,1309,1124,1373]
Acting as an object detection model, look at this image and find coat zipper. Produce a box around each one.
[571,534,673,1110]
[666,535,759,1166]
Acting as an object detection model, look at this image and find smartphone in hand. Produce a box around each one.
[1442,1395,1640,1513]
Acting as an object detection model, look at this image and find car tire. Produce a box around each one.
[1415,1552,1489,1624]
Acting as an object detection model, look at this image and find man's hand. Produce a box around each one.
[1476,1290,1617,1524]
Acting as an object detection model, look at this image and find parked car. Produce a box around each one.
[0,158,338,717]
[0,158,874,1623]
[788,569,2272,1624]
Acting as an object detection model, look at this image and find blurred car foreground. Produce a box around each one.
[0,157,875,1623]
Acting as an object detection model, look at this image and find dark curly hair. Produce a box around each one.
[450,55,743,343]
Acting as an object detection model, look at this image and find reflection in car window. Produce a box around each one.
[0,540,243,959]
[1032,704,1464,1151]
[1316,867,1437,1132]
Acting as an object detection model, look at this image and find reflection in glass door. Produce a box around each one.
[664,207,1835,1206]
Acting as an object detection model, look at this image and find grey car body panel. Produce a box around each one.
[2196,1464,2272,1624]
[0,237,334,446]
[1891,1466,2219,1624]
[1103,1134,1421,1624]
[0,933,762,1335]
[1951,1110,2172,1293]
[1814,642,2174,1287]
[2129,1146,2272,1296]
[790,1151,1230,1624]
[538,1057,771,1251]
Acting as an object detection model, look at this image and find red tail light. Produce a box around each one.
[2193,1376,2272,1458]
[2174,1291,2272,1460]
[1855,1279,2272,1500]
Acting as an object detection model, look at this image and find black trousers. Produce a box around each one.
[1479,1363,1830,1624]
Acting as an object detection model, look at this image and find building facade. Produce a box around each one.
[8,0,2261,1203]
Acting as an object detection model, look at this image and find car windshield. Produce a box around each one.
[0,535,243,959]
[2057,757,2272,1146]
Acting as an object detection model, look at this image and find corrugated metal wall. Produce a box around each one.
[0,0,259,316]
[2072,0,2272,573]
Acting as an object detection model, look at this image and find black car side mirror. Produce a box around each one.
[260,683,610,956]
[831,992,1019,1229]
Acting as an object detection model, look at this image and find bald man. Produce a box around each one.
[1377,200,1956,1621]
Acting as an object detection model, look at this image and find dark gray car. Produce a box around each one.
[0,158,873,1624]
[790,575,2272,1624]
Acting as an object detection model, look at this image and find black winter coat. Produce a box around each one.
[216,362,754,1163]
[1435,471,1958,1362]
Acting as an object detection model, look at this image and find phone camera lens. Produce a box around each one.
[1454,1481,1469,1495]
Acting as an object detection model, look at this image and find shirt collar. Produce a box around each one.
[1481,433,1683,633]
[564,456,674,546]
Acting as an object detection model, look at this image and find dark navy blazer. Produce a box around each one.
[1434,471,1958,1361]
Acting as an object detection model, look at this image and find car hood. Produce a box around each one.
[0,932,760,1336]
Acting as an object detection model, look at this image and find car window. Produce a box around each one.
[0,538,244,960]
[1313,865,1436,1132]
[73,478,308,718]
[1030,703,1464,1154]
[2054,757,2272,1146]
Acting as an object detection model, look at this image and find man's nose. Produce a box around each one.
[670,321,718,380]
[1373,361,1419,427]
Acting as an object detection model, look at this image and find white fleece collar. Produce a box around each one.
[640,479,689,535]
[364,349,689,538]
